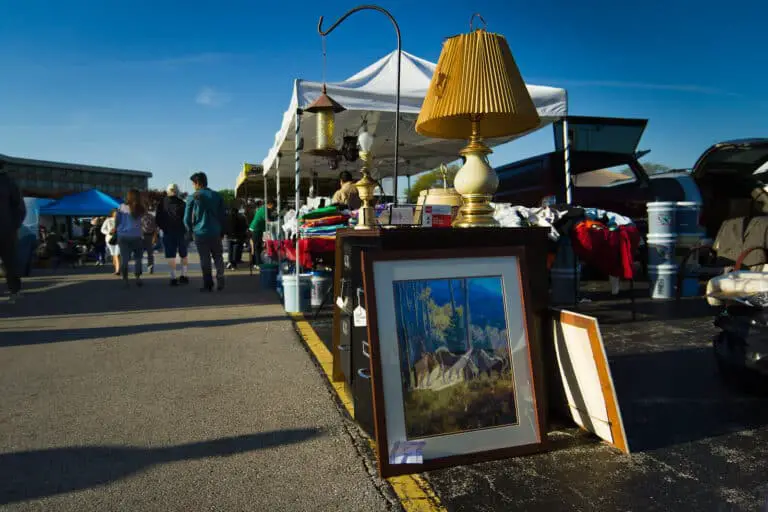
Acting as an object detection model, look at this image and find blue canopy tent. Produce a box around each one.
[40,189,120,217]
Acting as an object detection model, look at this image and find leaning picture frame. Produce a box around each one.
[362,246,546,477]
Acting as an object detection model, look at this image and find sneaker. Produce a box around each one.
[179,275,189,285]
[226,263,234,270]
[8,293,18,304]
[148,265,154,274]
[136,277,143,287]
[200,284,213,293]
[216,281,225,292]
[170,278,179,286]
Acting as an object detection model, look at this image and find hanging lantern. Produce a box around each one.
[305,84,345,157]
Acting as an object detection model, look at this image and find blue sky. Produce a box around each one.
[0,0,764,194]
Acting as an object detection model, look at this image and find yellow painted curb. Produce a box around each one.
[290,313,446,512]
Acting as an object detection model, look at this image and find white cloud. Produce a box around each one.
[195,87,231,107]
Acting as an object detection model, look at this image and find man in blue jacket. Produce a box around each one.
[184,172,226,292]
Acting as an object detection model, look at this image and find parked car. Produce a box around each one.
[495,116,768,240]
[494,116,703,233]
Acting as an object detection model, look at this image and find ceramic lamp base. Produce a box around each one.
[453,145,499,228]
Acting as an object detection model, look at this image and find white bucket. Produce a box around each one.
[283,274,312,313]
[648,263,678,300]
[310,273,333,308]
[647,202,677,236]
[647,233,677,266]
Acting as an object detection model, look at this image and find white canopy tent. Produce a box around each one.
[253,50,568,312]
[261,50,568,185]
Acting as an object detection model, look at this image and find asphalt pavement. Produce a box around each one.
[0,253,396,511]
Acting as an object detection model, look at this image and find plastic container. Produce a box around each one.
[283,274,312,313]
[648,263,678,299]
[680,275,700,298]
[310,271,333,308]
[551,267,579,305]
[647,233,677,266]
[259,263,278,290]
[647,202,677,236]
[675,202,701,233]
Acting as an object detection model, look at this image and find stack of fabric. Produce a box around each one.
[299,206,350,239]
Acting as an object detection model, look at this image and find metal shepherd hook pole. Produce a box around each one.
[318,4,401,205]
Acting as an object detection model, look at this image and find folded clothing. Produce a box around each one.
[299,206,341,221]
[302,214,349,228]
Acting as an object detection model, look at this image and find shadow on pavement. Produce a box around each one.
[610,346,768,451]
[0,428,324,506]
[0,316,289,347]
[0,272,278,319]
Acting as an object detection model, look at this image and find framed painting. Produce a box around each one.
[552,309,630,454]
[362,247,546,477]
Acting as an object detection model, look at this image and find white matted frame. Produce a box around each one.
[552,308,630,454]
[362,247,546,478]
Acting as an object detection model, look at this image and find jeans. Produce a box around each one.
[94,243,107,264]
[228,239,243,265]
[142,234,155,268]
[251,232,263,266]
[118,236,144,279]
[0,233,21,294]
[195,236,224,288]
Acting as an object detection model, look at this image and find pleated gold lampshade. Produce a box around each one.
[416,29,540,139]
[416,26,540,228]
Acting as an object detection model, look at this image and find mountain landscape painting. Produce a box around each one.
[392,276,518,439]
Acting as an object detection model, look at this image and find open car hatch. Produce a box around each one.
[692,139,768,179]
[554,116,648,155]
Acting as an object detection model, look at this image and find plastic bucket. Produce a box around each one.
[310,272,333,308]
[676,202,700,232]
[647,202,677,235]
[259,264,278,290]
[648,263,678,300]
[647,233,677,266]
[283,274,312,313]
[551,267,579,305]
[680,275,700,297]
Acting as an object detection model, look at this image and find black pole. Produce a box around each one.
[318,4,401,205]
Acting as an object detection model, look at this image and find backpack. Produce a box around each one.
[141,213,157,235]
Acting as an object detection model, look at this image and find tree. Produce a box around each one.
[405,164,460,203]
[641,162,671,175]
[217,189,236,207]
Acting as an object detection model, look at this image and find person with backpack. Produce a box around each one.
[114,189,145,288]
[156,183,189,286]
[184,172,226,292]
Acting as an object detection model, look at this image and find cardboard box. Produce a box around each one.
[422,205,453,228]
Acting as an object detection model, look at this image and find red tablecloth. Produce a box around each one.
[266,239,336,268]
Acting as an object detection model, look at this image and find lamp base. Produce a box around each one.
[355,206,377,229]
[452,139,499,228]
[452,194,498,227]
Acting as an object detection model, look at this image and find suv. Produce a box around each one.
[494,116,703,233]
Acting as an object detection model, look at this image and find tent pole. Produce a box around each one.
[563,113,572,205]
[276,154,282,242]
[318,5,401,205]
[295,108,302,310]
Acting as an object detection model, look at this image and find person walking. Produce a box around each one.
[90,217,107,266]
[114,189,146,288]
[225,207,248,270]
[0,161,26,303]
[156,183,189,286]
[101,210,120,275]
[184,172,225,292]
[248,198,275,269]
[140,209,158,274]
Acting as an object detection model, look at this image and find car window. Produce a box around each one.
[573,165,636,188]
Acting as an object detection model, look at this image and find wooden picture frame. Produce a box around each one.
[362,247,547,478]
[552,309,630,454]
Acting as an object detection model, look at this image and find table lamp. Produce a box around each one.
[416,17,540,227]
[355,123,377,229]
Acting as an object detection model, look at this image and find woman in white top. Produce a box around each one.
[101,209,120,275]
